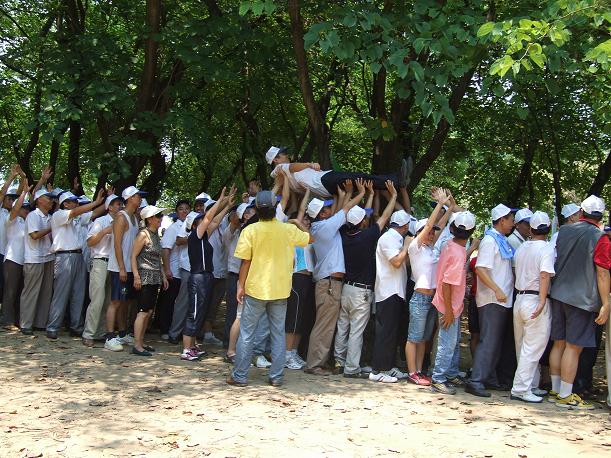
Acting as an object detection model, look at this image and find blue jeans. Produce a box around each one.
[232,295,287,383]
[253,313,271,355]
[432,314,461,383]
[408,291,436,342]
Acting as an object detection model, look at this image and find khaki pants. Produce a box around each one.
[82,259,111,339]
[20,261,54,330]
[306,278,342,369]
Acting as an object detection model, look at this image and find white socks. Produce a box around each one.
[551,375,561,392]
[559,381,573,399]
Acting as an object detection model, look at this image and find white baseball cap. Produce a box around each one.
[104,194,122,209]
[529,210,551,229]
[347,206,373,226]
[59,192,79,206]
[78,195,91,205]
[390,210,412,227]
[33,189,53,201]
[50,187,65,198]
[195,192,210,202]
[265,146,287,165]
[236,203,252,220]
[12,198,32,209]
[122,185,147,201]
[415,218,441,233]
[5,187,19,197]
[514,208,533,223]
[185,211,202,230]
[140,205,166,220]
[139,198,149,209]
[204,199,216,210]
[307,198,334,218]
[491,203,512,221]
[561,203,580,218]
[453,211,476,230]
[580,195,605,215]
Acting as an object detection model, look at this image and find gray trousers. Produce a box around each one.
[82,259,110,339]
[2,259,24,326]
[20,261,54,329]
[169,268,191,339]
[47,252,87,332]
[470,303,511,389]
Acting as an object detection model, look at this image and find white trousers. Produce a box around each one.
[512,294,551,395]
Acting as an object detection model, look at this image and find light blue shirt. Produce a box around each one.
[311,210,346,281]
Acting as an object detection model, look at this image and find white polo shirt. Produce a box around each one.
[223,226,241,274]
[475,230,514,308]
[177,223,190,272]
[514,240,555,291]
[408,239,437,290]
[24,208,54,264]
[161,220,183,277]
[375,228,408,302]
[209,225,227,279]
[5,216,26,265]
[51,209,82,252]
[271,163,331,198]
[87,213,113,259]
[0,207,8,256]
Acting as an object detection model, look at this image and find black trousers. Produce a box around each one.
[223,272,239,347]
[371,294,406,372]
[1,259,23,326]
[574,324,604,393]
[470,303,510,389]
[496,305,517,385]
[321,171,399,195]
[184,272,213,337]
[155,277,181,334]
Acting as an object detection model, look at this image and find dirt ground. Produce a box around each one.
[0,328,609,458]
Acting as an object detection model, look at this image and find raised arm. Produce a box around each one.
[288,162,320,173]
[0,164,19,201]
[32,166,53,195]
[68,189,105,219]
[296,187,311,222]
[415,187,450,245]
[389,235,410,268]
[364,180,374,210]
[197,187,226,239]
[342,178,366,214]
[279,169,290,212]
[377,181,398,230]
[400,186,411,214]
[208,186,236,236]
[9,185,28,221]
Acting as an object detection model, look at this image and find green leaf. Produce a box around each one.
[410,61,425,82]
[477,22,495,37]
[530,52,545,69]
[370,62,382,74]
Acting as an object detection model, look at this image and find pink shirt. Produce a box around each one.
[432,239,467,316]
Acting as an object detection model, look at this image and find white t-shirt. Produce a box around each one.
[87,214,113,259]
[161,220,183,277]
[51,209,83,252]
[177,223,190,272]
[271,163,331,198]
[514,240,555,291]
[24,208,54,264]
[408,239,437,290]
[375,228,407,302]
[474,230,514,308]
[223,225,242,274]
[0,207,8,256]
[5,216,25,265]
[209,225,227,279]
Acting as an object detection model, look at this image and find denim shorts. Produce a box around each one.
[408,291,436,342]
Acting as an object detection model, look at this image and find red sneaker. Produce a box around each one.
[407,372,431,386]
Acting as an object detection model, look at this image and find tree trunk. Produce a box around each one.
[506,137,537,206]
[67,120,83,195]
[588,150,611,196]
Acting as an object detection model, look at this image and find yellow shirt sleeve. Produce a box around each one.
[234,226,253,260]
[288,224,309,248]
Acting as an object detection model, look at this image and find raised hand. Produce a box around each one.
[42,166,53,181]
[343,179,353,194]
[107,185,116,197]
[95,188,105,204]
[365,180,374,194]
[355,178,366,194]
[217,186,227,202]
[310,162,321,171]
[336,184,346,200]
[385,180,397,197]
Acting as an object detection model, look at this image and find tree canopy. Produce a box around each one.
[0,0,609,220]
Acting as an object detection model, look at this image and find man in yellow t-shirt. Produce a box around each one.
[228,191,310,387]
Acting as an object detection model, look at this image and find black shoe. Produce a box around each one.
[143,345,156,352]
[69,329,81,337]
[46,331,58,340]
[465,383,491,398]
[21,328,33,335]
[131,347,153,357]
[344,371,369,379]
[168,336,179,345]
[223,354,236,364]
[268,378,283,387]
[486,382,511,391]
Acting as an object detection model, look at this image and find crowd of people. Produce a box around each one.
[0,149,610,411]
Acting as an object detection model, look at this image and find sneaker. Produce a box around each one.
[333,362,344,375]
[555,393,594,410]
[369,372,398,383]
[407,372,431,386]
[418,371,432,383]
[160,334,169,341]
[203,334,223,346]
[285,355,304,370]
[118,334,134,345]
[510,392,543,403]
[532,387,548,397]
[191,346,207,358]
[547,390,559,403]
[104,337,124,352]
[181,348,200,361]
[360,366,373,374]
[387,367,409,380]
[344,371,366,379]
[431,381,457,395]
[447,376,465,387]
[255,355,272,368]
[293,353,306,367]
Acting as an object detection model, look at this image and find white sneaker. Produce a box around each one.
[510,391,543,403]
[104,337,124,352]
[255,355,272,368]
[293,353,306,367]
[285,355,303,370]
[387,367,409,380]
[160,334,169,341]
[203,334,223,346]
[118,334,134,345]
[369,372,398,383]
[531,387,548,397]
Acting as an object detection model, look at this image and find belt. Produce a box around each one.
[56,249,82,255]
[323,276,343,282]
[94,257,109,262]
[516,289,549,297]
[344,280,373,290]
